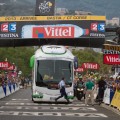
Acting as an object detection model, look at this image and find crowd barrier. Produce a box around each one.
[0,83,20,99]
[111,90,120,110]
[103,87,114,104]
[103,87,120,111]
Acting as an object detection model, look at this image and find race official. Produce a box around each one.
[55,77,70,103]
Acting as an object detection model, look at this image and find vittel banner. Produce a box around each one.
[103,54,120,65]
[81,62,100,70]
[103,44,120,65]
[74,67,85,72]
[0,15,106,39]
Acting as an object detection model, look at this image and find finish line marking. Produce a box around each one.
[0,111,108,117]
[5,103,86,106]
[0,106,97,111]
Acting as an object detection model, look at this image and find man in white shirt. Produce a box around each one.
[55,77,70,103]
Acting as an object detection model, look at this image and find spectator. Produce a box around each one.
[0,74,2,86]
[21,76,25,89]
[97,76,106,104]
[85,76,95,106]
[73,77,78,97]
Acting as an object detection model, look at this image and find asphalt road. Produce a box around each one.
[0,87,120,120]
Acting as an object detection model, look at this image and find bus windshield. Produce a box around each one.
[36,60,73,87]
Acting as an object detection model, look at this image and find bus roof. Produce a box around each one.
[35,45,74,59]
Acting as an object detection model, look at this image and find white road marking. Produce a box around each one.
[0,111,108,117]
[0,106,97,111]
[12,99,29,101]
[5,102,86,106]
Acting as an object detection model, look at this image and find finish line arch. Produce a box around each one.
[0,15,106,48]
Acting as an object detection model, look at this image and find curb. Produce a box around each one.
[101,103,120,116]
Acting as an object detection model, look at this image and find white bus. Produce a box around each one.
[30,45,78,102]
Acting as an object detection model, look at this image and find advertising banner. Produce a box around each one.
[0,61,11,68]
[103,44,120,65]
[81,62,100,70]
[35,0,55,16]
[103,44,120,51]
[103,54,120,65]
[74,67,85,72]
[0,15,105,39]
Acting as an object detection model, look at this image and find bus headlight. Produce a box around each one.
[67,92,74,99]
[77,88,80,91]
[33,90,42,95]
[33,90,43,98]
[67,92,74,96]
[35,91,39,95]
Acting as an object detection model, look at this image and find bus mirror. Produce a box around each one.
[74,57,78,69]
[30,55,35,68]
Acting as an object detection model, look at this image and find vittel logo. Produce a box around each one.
[0,62,9,68]
[32,26,74,38]
[82,62,100,70]
[104,54,120,64]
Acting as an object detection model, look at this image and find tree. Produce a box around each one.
[0,47,35,76]
[72,48,111,75]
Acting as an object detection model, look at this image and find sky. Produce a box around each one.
[0,0,120,19]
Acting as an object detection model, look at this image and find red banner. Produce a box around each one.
[81,62,100,70]
[0,61,16,71]
[103,54,120,65]
[74,67,85,72]
[7,65,15,70]
[0,61,11,68]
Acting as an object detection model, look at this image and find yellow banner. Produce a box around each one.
[103,44,120,51]
[111,90,120,109]
[0,15,106,22]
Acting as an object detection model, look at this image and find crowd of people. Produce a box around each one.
[1,70,120,106]
[73,73,120,106]
[0,72,19,87]
[0,72,31,89]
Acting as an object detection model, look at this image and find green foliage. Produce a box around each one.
[0,47,35,76]
[0,47,111,76]
[72,48,111,74]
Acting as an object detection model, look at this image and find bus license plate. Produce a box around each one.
[50,97,56,100]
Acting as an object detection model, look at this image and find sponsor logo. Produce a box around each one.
[74,67,84,72]
[32,26,74,38]
[91,23,105,32]
[0,33,18,38]
[103,49,120,54]
[81,62,100,70]
[38,0,53,13]
[0,62,11,68]
[0,22,18,38]
[90,33,105,37]
[103,54,120,64]
[1,22,16,32]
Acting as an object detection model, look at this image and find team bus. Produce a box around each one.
[30,45,78,102]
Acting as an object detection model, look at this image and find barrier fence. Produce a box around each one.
[103,87,120,111]
[0,83,20,99]
[111,90,120,110]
